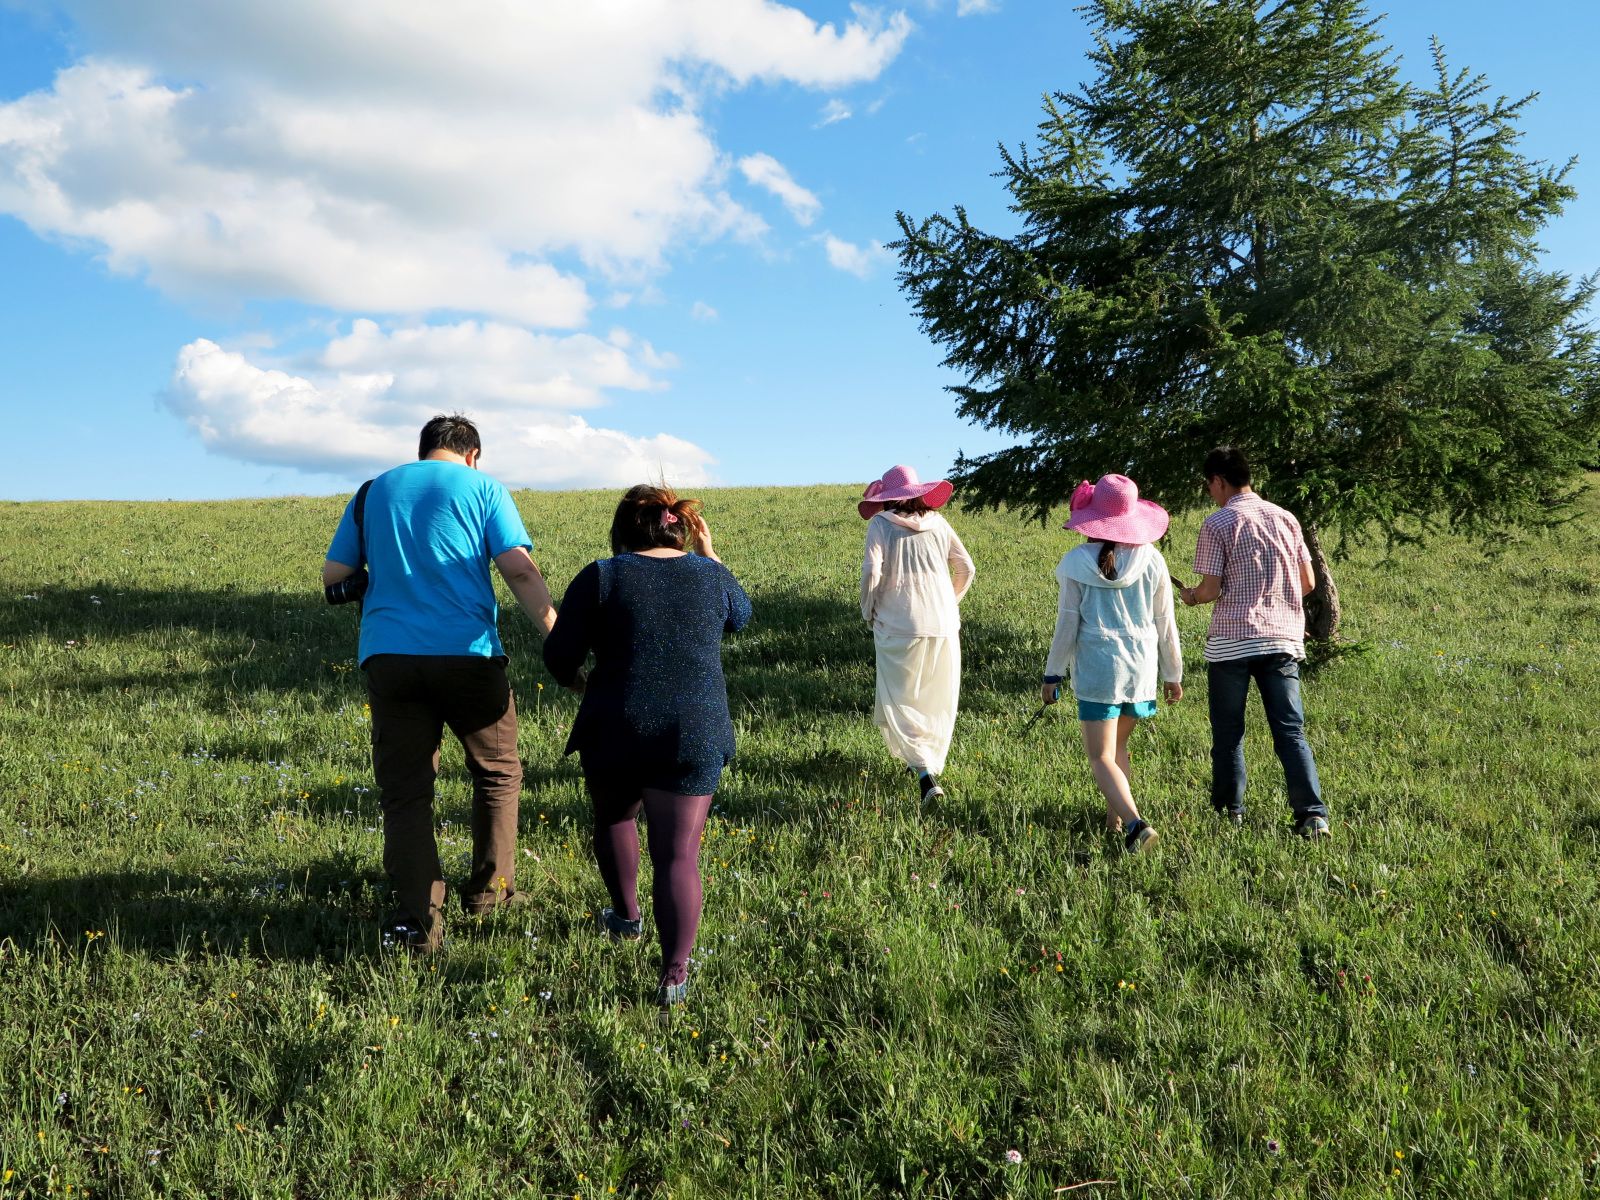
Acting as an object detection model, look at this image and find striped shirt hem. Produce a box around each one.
[1204,636,1304,664]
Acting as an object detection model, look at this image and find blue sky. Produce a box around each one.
[3,0,1597,501]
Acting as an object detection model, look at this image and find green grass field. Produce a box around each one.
[2,480,1597,1199]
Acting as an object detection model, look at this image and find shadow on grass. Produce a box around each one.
[1302,637,1373,676]
[0,585,559,718]
[0,858,377,962]
[13,580,1045,831]
[10,578,1036,721]
[727,582,1041,717]
[0,862,569,981]
[724,584,873,717]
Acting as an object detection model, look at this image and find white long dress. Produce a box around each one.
[859,510,975,776]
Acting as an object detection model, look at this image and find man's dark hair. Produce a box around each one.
[418,414,482,459]
[610,483,699,555]
[1202,445,1251,488]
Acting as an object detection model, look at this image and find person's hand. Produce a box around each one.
[687,511,719,562]
[1040,682,1060,705]
[1162,680,1183,704]
[1179,586,1196,607]
[566,666,588,695]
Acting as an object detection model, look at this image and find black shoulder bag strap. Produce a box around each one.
[353,479,373,613]
[353,479,373,557]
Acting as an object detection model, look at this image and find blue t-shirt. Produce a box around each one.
[326,460,532,664]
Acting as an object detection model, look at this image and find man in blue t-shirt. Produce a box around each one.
[323,413,562,952]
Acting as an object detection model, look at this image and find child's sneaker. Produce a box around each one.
[918,773,945,804]
[1123,819,1159,854]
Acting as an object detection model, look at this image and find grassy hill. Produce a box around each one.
[1,480,1596,1198]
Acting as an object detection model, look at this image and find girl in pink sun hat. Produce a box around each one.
[1041,474,1183,853]
[859,464,974,804]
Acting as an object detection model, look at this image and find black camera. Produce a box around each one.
[324,568,369,606]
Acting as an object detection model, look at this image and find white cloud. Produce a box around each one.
[0,2,913,320]
[691,301,719,322]
[318,318,667,409]
[817,98,852,127]
[737,152,822,227]
[821,233,893,279]
[605,286,668,310]
[956,0,1001,14]
[1,2,916,486]
[167,322,715,488]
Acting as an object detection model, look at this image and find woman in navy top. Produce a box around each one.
[543,484,751,1005]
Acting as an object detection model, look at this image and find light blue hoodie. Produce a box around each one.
[1044,543,1182,704]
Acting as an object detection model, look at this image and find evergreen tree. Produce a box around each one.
[894,0,1600,644]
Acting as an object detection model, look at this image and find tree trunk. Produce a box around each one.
[1301,522,1342,650]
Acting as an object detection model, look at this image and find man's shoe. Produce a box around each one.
[380,913,442,955]
[1123,819,1159,854]
[597,907,643,940]
[1216,807,1244,829]
[918,773,945,804]
[1295,814,1331,840]
[464,890,534,918]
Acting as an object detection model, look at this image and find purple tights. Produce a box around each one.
[588,781,713,989]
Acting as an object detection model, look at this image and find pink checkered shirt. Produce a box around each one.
[1193,492,1312,662]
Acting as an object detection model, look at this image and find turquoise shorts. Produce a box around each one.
[1077,699,1158,722]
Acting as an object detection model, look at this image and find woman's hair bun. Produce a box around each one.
[610,483,699,555]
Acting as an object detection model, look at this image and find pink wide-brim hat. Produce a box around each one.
[858,464,954,520]
[1063,473,1169,544]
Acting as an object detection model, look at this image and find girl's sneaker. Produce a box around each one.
[1123,819,1159,854]
[918,773,945,804]
[596,907,643,939]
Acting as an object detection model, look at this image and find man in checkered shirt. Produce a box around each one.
[1179,446,1330,838]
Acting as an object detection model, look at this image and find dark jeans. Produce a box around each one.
[1207,653,1326,820]
[365,654,523,943]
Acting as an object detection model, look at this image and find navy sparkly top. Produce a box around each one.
[543,553,752,793]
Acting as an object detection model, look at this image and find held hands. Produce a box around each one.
[1162,680,1183,703]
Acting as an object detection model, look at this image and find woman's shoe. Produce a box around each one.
[655,979,689,1006]
[918,773,945,803]
[596,907,643,939]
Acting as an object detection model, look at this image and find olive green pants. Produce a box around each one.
[365,654,523,947]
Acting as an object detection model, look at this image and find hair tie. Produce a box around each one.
[662,510,679,526]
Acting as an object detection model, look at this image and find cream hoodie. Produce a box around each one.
[860,511,975,638]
